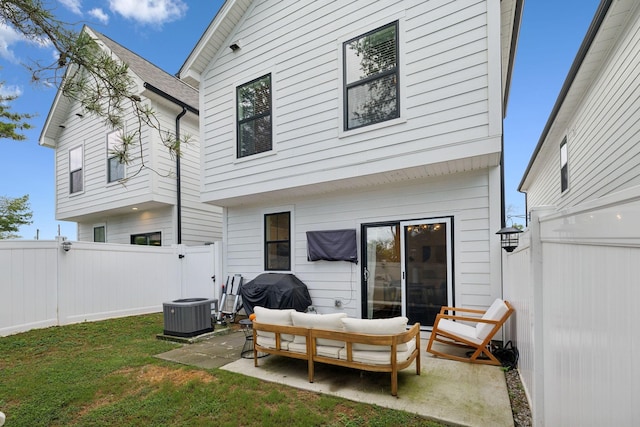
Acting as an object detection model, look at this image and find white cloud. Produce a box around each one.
[0,84,23,99]
[59,0,82,15]
[88,8,110,24]
[0,24,24,62]
[108,0,187,25]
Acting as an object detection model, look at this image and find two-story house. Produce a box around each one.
[40,26,222,246]
[179,0,522,326]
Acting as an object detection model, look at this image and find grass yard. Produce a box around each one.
[0,314,443,426]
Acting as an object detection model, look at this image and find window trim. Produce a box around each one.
[107,130,125,183]
[69,145,84,195]
[342,20,400,132]
[236,73,273,159]
[560,137,569,193]
[263,210,292,272]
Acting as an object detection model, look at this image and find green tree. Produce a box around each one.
[0,84,33,140]
[1,0,183,175]
[0,194,33,239]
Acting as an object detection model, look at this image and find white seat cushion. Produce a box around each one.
[256,335,290,350]
[476,299,508,341]
[437,318,482,345]
[288,342,343,358]
[340,339,416,365]
[253,306,296,341]
[340,317,409,351]
[291,311,347,347]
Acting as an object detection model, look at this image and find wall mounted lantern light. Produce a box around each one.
[61,240,72,252]
[496,226,522,253]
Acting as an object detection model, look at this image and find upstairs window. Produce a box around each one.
[560,137,568,193]
[237,74,272,158]
[69,145,83,194]
[343,21,399,131]
[107,131,125,182]
[264,212,290,271]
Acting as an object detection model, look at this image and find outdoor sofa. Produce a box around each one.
[251,306,421,396]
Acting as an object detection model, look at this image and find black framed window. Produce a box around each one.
[131,232,161,246]
[107,131,125,183]
[69,145,83,194]
[560,137,568,193]
[93,226,105,243]
[237,74,272,158]
[264,212,290,271]
[344,21,399,131]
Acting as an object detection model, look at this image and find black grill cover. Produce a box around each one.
[240,273,312,315]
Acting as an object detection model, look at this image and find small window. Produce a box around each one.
[131,232,161,246]
[107,131,125,182]
[343,21,399,131]
[560,137,568,193]
[237,74,272,158]
[264,212,290,271]
[93,226,105,242]
[69,145,83,194]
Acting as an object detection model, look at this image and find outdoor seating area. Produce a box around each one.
[426,299,514,365]
[251,307,421,396]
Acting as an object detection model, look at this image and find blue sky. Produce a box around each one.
[1,0,599,240]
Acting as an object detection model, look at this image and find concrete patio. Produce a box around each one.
[155,328,513,426]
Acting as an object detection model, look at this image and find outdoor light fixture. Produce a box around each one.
[61,240,72,252]
[496,226,522,253]
[229,40,241,51]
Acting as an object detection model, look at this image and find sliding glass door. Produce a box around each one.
[362,218,452,328]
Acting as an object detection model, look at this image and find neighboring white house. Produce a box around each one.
[40,27,222,246]
[519,0,640,211]
[179,0,523,327]
[508,0,640,425]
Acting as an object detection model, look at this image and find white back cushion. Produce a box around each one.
[253,306,295,341]
[341,317,409,351]
[476,299,509,341]
[291,312,347,347]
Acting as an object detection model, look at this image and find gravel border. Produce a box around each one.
[505,369,532,426]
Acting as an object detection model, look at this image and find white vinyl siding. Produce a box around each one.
[524,4,640,210]
[199,0,498,205]
[55,98,222,245]
[223,169,501,316]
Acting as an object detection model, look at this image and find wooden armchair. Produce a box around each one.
[426,299,514,365]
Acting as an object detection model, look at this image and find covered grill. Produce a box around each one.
[240,273,312,315]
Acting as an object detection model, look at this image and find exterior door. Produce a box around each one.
[362,218,452,328]
[400,218,452,328]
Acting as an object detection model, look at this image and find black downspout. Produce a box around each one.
[142,82,198,246]
[176,107,187,245]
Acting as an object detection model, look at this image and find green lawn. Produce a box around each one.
[0,314,443,426]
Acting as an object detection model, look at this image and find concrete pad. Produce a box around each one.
[156,333,513,426]
[221,340,513,427]
[156,331,246,370]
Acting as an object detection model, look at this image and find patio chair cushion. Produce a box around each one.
[341,316,409,351]
[476,299,509,341]
[340,339,416,365]
[437,318,482,345]
[291,311,347,347]
[255,335,291,351]
[253,306,296,341]
[288,342,343,358]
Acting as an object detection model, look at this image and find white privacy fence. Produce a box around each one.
[503,188,640,426]
[0,239,221,337]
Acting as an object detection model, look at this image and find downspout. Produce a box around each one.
[175,107,187,244]
[142,82,199,246]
